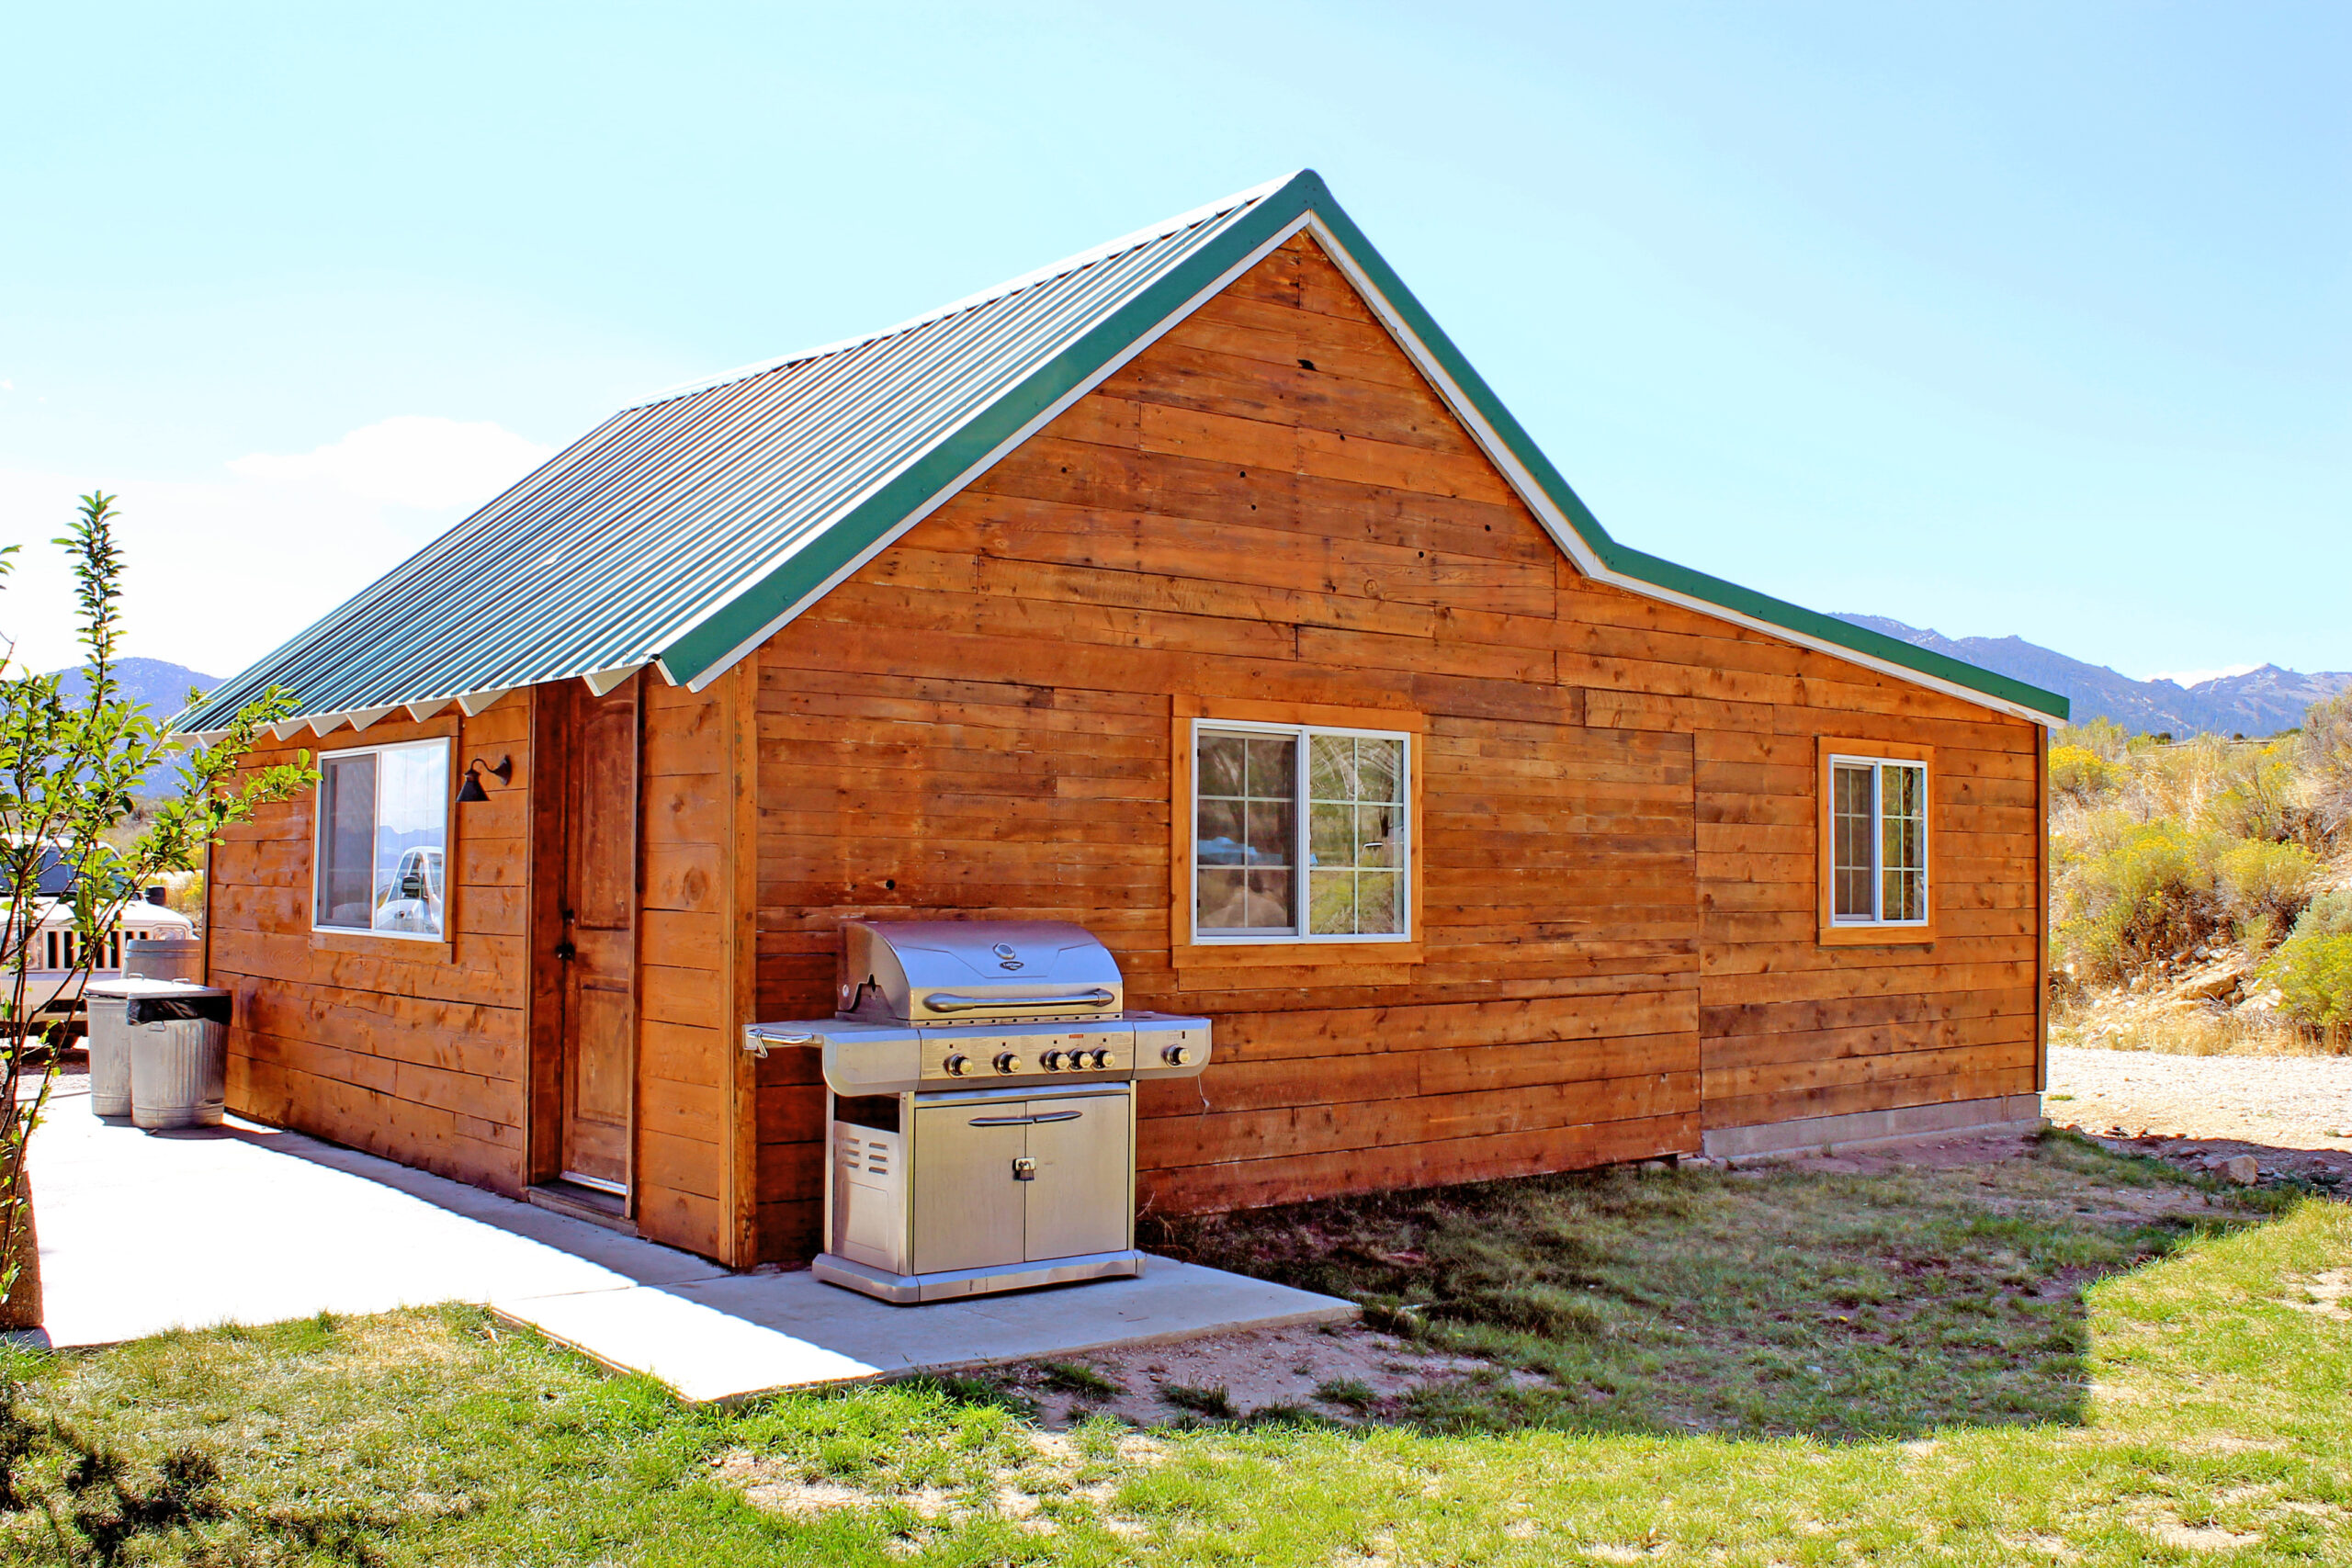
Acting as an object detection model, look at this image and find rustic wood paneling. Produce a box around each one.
[627,679,734,1258]
[214,703,532,1193]
[742,231,2041,1253]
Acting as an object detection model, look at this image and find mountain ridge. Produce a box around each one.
[1835,615,2351,736]
[49,657,220,715]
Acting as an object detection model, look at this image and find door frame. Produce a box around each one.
[524,677,645,1212]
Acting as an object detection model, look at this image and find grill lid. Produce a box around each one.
[839,920,1124,1023]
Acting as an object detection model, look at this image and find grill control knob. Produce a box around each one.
[1040,1050,1067,1071]
[943,1054,970,1077]
[993,1052,1023,1075]
[1161,1043,1191,1066]
[1087,1048,1112,1069]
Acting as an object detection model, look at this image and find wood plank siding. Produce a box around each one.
[212,701,532,1191]
[213,678,757,1262]
[745,232,2041,1253]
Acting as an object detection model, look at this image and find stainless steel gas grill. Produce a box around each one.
[746,919,1210,1304]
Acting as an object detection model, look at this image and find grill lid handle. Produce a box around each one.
[921,987,1115,1014]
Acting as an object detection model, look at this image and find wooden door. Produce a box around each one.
[558,680,640,1194]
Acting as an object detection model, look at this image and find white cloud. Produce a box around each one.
[0,417,553,679]
[226,415,552,511]
[2148,662,2260,689]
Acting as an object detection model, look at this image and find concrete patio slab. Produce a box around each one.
[28,1083,1355,1401]
[507,1257,1357,1403]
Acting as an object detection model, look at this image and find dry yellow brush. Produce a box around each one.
[2051,700,2352,1050]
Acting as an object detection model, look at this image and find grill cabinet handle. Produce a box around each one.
[967,1111,1083,1127]
[922,987,1115,1014]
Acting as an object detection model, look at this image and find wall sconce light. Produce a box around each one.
[456,754,514,804]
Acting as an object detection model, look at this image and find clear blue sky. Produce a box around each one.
[4,2,2345,683]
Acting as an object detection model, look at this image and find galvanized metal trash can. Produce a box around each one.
[125,983,232,1131]
[123,939,202,980]
[83,976,202,1120]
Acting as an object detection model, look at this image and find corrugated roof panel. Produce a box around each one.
[177,184,1283,730]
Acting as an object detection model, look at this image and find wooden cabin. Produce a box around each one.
[178,172,2068,1268]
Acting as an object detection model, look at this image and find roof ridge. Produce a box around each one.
[624,172,1302,413]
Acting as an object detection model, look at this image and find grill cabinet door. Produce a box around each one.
[1023,1092,1131,1262]
[831,1123,907,1275]
[910,1101,1028,1274]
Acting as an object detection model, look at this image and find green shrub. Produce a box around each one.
[2053,814,2226,980]
[2213,838,2321,934]
[2048,744,2115,802]
[2262,891,2352,1036]
[2205,743,2304,843]
[2052,718,2132,761]
[2301,692,2352,840]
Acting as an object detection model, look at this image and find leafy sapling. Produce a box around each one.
[0,493,312,1317]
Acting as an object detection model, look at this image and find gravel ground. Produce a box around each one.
[2046,1043,2352,1182]
[2047,1045,2352,1145]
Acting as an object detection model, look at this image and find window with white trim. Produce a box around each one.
[1828,755,1928,925]
[313,739,451,940]
[1193,721,1410,942]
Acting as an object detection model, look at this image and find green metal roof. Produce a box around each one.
[179,171,2066,736]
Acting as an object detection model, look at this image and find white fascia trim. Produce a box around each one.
[1298,216,2064,729]
[406,699,453,721]
[345,705,401,733]
[454,688,513,716]
[581,664,643,697]
[669,211,1318,694]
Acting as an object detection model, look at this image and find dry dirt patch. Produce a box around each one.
[717,1427,1170,1538]
[2046,1045,2352,1185]
[2278,1269,2352,1320]
[960,1321,1521,1427]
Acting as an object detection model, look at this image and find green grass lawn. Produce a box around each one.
[4,1134,2347,1565]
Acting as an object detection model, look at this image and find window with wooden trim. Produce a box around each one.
[313,739,451,940]
[1823,750,1930,931]
[1192,720,1411,942]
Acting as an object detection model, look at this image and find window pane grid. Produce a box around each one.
[1194,730,1297,932]
[1196,724,1408,942]
[1829,756,1928,927]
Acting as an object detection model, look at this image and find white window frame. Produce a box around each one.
[311,736,453,942]
[1189,717,1413,945]
[1826,752,1930,928]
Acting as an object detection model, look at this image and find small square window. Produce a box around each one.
[1822,750,1930,932]
[313,739,451,940]
[1193,721,1411,943]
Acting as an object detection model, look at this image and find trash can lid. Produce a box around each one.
[85,975,217,1000]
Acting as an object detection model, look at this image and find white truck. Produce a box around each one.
[8,841,198,1031]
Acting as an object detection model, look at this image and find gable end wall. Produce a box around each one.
[746,233,2041,1258]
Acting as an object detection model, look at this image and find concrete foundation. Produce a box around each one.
[1702,1093,2046,1164]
